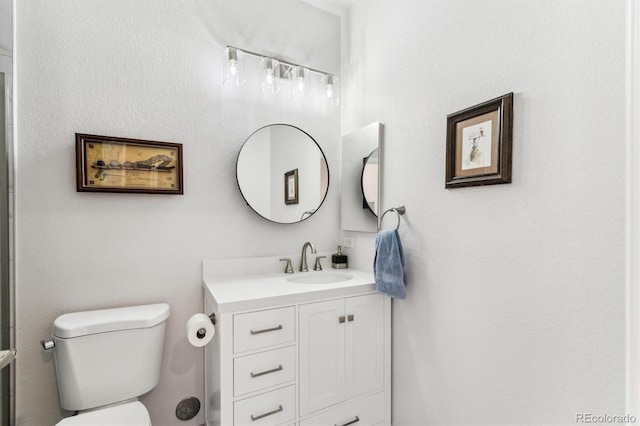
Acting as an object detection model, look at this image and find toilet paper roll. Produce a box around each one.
[186,313,215,347]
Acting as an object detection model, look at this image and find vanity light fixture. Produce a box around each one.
[260,57,280,95]
[222,47,246,88]
[323,74,339,107]
[291,66,309,100]
[222,45,339,107]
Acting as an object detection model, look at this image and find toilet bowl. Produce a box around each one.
[47,303,170,425]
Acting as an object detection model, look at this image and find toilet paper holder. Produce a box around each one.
[196,313,216,339]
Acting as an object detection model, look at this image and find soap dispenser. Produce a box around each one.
[331,245,348,269]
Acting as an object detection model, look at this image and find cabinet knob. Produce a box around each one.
[339,316,345,323]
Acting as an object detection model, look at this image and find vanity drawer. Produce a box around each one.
[234,346,296,396]
[234,307,295,353]
[234,385,296,425]
[300,392,384,426]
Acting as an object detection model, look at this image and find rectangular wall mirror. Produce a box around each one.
[340,122,383,232]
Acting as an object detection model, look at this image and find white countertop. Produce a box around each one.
[203,268,376,313]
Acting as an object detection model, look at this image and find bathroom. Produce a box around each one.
[1,0,637,424]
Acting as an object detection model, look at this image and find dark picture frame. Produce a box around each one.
[76,133,183,194]
[445,93,513,188]
[284,168,299,205]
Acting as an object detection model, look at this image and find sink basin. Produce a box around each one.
[287,272,353,284]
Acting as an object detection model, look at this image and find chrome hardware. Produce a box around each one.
[299,241,317,272]
[41,340,55,350]
[347,314,354,322]
[313,255,326,271]
[279,258,294,274]
[250,364,283,378]
[339,316,346,323]
[379,205,406,231]
[250,404,283,421]
[250,324,283,335]
[335,416,360,426]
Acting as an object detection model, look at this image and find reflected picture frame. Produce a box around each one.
[445,93,513,188]
[284,168,299,205]
[76,133,183,194]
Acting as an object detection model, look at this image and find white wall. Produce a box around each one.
[626,0,640,416]
[15,1,340,424]
[343,1,629,425]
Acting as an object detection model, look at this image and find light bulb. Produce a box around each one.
[326,83,333,99]
[223,47,245,87]
[322,74,339,106]
[291,66,309,100]
[260,58,280,95]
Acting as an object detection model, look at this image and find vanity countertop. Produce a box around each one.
[203,268,376,313]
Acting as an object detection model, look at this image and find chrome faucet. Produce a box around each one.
[299,241,317,272]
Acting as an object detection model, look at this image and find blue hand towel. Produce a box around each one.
[374,229,406,299]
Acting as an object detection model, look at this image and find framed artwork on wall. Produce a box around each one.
[284,168,299,205]
[76,133,183,194]
[445,93,513,188]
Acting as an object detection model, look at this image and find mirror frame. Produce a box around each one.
[236,124,330,224]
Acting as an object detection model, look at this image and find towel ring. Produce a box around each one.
[379,205,406,231]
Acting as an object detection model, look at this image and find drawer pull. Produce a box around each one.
[250,324,283,335]
[250,364,283,378]
[335,416,360,426]
[250,404,283,421]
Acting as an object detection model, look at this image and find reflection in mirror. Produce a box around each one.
[341,122,383,232]
[236,124,329,224]
[362,148,379,215]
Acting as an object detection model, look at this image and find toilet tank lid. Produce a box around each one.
[53,303,170,339]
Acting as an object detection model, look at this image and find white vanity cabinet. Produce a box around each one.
[299,293,384,416]
[202,264,390,426]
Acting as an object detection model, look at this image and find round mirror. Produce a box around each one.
[361,148,379,216]
[236,124,329,224]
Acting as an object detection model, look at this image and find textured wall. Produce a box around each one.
[15,1,339,424]
[342,1,628,424]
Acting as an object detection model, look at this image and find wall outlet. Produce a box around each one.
[343,236,355,248]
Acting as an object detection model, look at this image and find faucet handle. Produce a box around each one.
[313,256,326,271]
[279,258,294,274]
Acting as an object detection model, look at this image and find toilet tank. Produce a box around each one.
[52,303,170,411]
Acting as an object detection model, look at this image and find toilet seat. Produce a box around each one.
[55,400,151,426]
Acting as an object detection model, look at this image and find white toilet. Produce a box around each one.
[48,303,170,425]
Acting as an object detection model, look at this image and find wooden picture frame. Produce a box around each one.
[76,133,183,194]
[445,93,513,188]
[284,169,299,205]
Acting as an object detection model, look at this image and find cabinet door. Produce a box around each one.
[299,299,345,415]
[345,294,384,399]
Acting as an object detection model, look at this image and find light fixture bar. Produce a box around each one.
[226,45,335,81]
